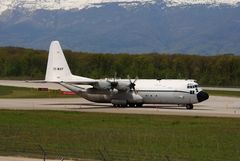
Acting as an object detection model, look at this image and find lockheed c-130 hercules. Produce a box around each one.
[43,41,209,109]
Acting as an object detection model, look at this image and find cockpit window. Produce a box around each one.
[187,84,198,89]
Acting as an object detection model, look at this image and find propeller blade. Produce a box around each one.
[127,75,138,93]
[114,72,117,82]
[133,76,138,83]
[127,75,131,82]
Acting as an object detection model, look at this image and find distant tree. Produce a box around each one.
[0,47,240,86]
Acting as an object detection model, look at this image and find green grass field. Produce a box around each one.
[0,110,239,161]
[0,85,76,98]
[206,90,240,97]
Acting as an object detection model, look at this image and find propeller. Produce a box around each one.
[128,75,138,93]
[107,73,138,93]
[107,72,118,91]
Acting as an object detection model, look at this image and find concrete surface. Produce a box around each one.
[0,96,240,118]
[0,80,240,117]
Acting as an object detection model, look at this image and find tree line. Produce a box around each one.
[0,47,239,87]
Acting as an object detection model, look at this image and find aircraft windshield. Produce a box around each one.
[187,84,198,89]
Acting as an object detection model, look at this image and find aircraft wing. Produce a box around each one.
[0,80,67,91]
[26,80,98,85]
[56,80,98,85]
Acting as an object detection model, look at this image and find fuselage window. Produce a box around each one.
[187,85,194,89]
[194,85,199,92]
[190,91,195,94]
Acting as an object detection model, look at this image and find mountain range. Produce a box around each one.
[0,0,240,54]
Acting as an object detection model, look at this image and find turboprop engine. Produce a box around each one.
[109,76,143,107]
[114,81,132,91]
[94,80,112,90]
[109,76,138,92]
[94,76,138,93]
[93,80,132,91]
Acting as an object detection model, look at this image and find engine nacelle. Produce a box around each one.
[94,80,135,92]
[94,80,111,90]
[116,81,131,91]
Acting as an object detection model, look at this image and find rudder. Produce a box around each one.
[45,41,72,82]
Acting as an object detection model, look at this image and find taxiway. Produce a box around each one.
[0,96,239,118]
[0,80,240,118]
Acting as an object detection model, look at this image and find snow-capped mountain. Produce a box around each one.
[0,0,155,15]
[0,0,240,15]
[0,0,240,54]
[164,0,240,7]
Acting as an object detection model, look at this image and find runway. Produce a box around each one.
[0,96,240,118]
[0,80,240,118]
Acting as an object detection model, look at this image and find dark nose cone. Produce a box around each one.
[197,91,209,102]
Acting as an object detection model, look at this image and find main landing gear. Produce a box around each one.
[113,103,193,109]
[186,104,194,110]
[113,103,143,108]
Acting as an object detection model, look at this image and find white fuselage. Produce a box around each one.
[64,79,203,105]
[136,79,199,104]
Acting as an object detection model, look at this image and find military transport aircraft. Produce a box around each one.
[44,41,209,109]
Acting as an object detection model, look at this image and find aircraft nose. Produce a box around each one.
[197,91,209,102]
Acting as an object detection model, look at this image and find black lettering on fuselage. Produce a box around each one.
[53,67,64,71]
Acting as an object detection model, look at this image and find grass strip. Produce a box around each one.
[0,110,239,161]
[206,90,240,97]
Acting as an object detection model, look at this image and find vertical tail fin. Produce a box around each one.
[45,41,95,83]
[45,41,72,82]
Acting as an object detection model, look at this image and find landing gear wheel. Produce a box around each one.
[112,104,127,108]
[129,103,135,107]
[136,103,143,107]
[186,104,193,110]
